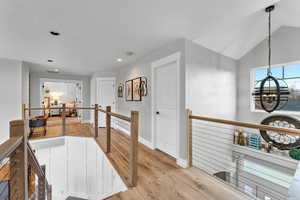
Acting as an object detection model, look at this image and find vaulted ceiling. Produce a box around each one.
[0,0,298,75]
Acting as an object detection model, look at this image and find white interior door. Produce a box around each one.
[153,61,178,158]
[97,78,116,127]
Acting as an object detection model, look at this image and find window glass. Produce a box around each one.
[270,66,283,79]
[255,68,267,81]
[284,64,300,78]
[253,63,300,112]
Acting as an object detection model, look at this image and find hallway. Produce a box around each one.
[96,128,251,200]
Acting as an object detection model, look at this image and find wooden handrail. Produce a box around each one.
[190,114,300,136]
[28,143,52,199]
[0,136,23,162]
[102,106,139,187]
[109,112,131,122]
[99,109,131,122]
[25,106,94,110]
[27,144,46,181]
[8,119,52,200]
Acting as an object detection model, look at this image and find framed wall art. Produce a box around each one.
[117,83,124,98]
[140,76,148,97]
[125,80,133,101]
[132,77,142,101]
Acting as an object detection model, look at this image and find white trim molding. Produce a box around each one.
[151,52,181,162]
[139,137,154,150]
[115,127,154,150]
[176,158,188,168]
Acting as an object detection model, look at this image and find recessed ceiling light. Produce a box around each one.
[125,51,134,56]
[47,68,59,73]
[117,58,123,62]
[47,59,53,62]
[50,31,60,36]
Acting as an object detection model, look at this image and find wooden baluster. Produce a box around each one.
[106,106,111,153]
[22,104,26,120]
[42,105,46,116]
[186,109,193,167]
[61,104,66,136]
[94,104,99,138]
[129,111,139,187]
[47,185,52,200]
[38,165,46,200]
[10,120,28,200]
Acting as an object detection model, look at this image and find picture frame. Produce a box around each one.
[132,77,142,101]
[117,83,124,98]
[125,80,133,101]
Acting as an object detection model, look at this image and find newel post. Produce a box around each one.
[94,104,99,138]
[106,106,111,153]
[129,111,139,187]
[10,120,29,200]
[61,103,66,136]
[186,109,193,167]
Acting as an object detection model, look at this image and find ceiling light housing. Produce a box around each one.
[125,51,134,56]
[47,68,59,73]
[50,31,60,36]
[117,58,123,62]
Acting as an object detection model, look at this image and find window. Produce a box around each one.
[252,63,300,113]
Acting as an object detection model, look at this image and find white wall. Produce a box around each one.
[91,39,187,159]
[30,137,126,200]
[289,162,300,200]
[0,58,23,143]
[185,40,237,172]
[185,40,237,119]
[237,26,300,123]
[22,62,30,105]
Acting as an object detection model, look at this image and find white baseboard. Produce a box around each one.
[176,158,188,168]
[139,137,154,150]
[115,127,154,150]
[116,126,130,135]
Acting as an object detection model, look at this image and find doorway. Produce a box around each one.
[151,53,180,158]
[96,77,116,127]
[40,78,83,121]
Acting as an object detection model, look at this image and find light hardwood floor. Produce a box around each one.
[96,128,252,200]
[29,117,94,139]
[27,121,252,200]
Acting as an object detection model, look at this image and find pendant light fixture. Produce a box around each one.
[252,5,290,113]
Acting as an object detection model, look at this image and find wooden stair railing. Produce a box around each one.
[0,119,52,200]
[23,104,140,187]
[186,109,300,167]
[99,106,139,187]
[27,143,52,200]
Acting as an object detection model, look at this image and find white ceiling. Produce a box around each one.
[0,0,299,75]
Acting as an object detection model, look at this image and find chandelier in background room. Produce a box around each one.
[252,5,290,113]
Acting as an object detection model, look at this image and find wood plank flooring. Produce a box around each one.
[29,117,94,140]
[96,128,252,200]
[27,120,252,200]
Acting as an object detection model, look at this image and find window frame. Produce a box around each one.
[250,61,300,115]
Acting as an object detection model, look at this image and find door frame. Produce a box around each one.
[151,52,181,160]
[96,77,116,127]
[40,78,84,120]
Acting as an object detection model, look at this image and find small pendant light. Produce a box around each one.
[252,5,290,113]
